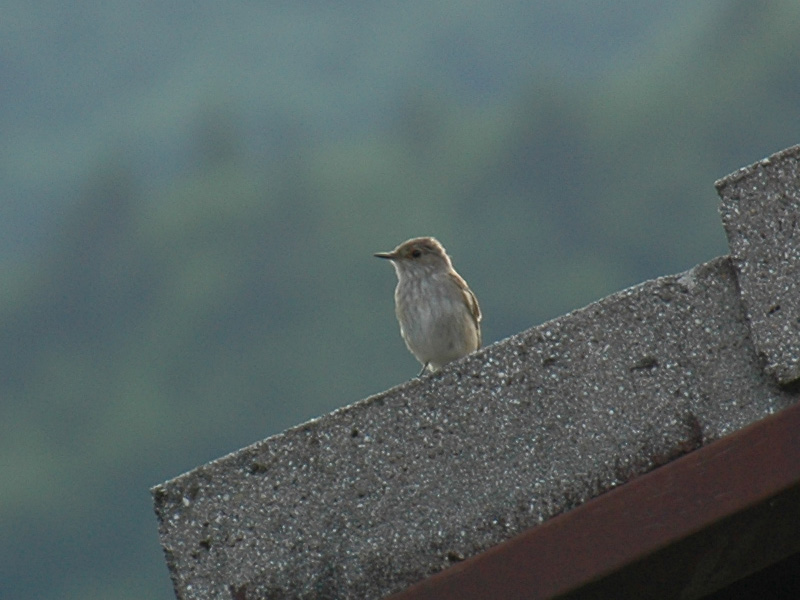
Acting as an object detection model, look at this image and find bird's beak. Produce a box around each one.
[374,251,396,260]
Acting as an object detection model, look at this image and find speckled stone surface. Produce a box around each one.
[153,253,796,599]
[717,144,800,385]
[153,148,800,599]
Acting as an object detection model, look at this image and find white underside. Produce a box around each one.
[395,275,479,371]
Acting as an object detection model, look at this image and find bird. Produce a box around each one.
[375,237,481,375]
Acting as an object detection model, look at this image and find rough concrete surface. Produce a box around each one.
[717,144,800,385]
[153,147,800,600]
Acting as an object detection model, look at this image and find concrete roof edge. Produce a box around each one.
[152,145,800,600]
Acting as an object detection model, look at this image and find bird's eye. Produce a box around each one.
[411,249,422,258]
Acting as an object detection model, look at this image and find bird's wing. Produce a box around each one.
[450,271,482,347]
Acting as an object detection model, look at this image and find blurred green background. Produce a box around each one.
[2,2,800,598]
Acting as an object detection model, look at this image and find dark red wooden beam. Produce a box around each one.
[387,400,800,600]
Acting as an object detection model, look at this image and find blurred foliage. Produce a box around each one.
[2,2,800,599]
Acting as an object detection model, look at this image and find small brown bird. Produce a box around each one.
[375,237,481,375]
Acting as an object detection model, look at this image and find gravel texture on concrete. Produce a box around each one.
[153,148,800,600]
[717,144,800,385]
